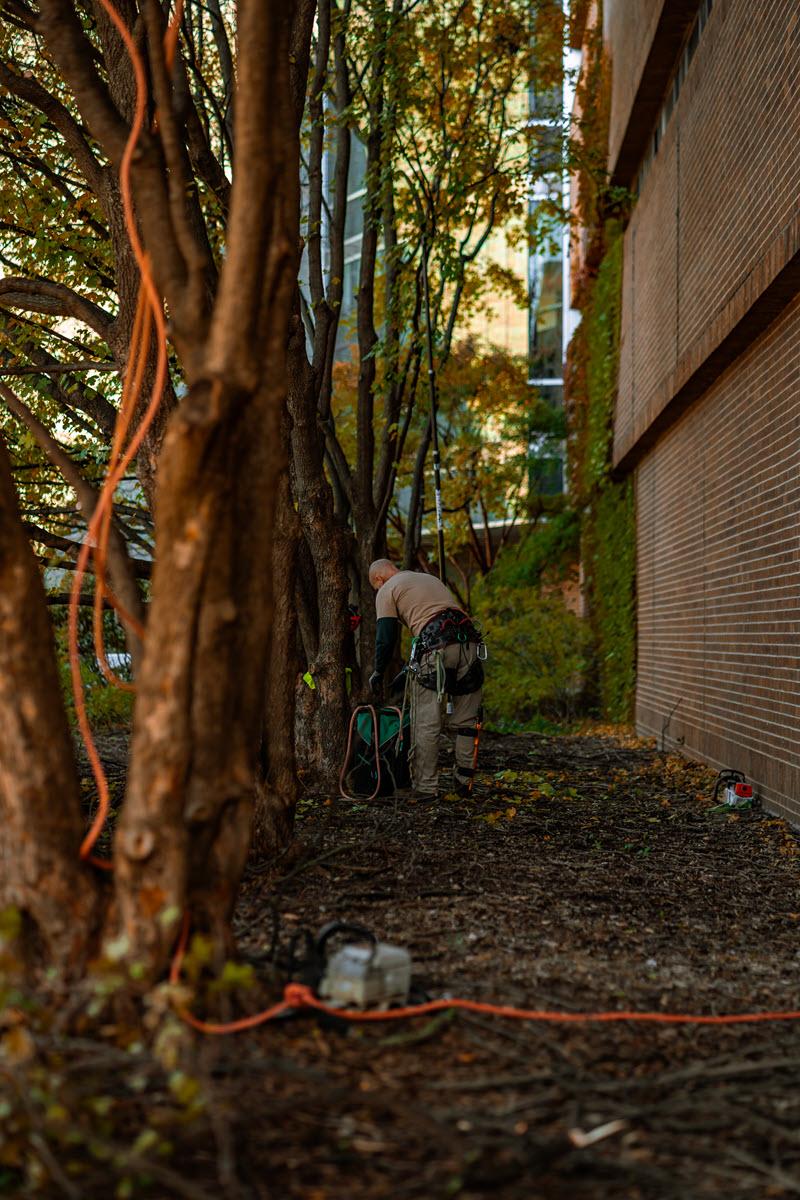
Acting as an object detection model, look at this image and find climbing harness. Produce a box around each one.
[409,607,483,663]
[409,607,486,698]
[403,607,487,791]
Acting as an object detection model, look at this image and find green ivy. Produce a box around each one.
[585,479,636,720]
[573,220,636,721]
[584,225,623,491]
[480,509,580,592]
[472,583,591,729]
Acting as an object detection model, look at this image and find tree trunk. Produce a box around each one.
[354,524,382,693]
[252,453,302,857]
[0,0,313,986]
[114,375,284,966]
[113,1,304,975]
[287,316,350,791]
[0,435,99,971]
[251,0,319,853]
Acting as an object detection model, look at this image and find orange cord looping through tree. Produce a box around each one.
[69,1,800,1042]
[68,0,183,867]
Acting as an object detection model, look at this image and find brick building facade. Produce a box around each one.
[595,0,800,819]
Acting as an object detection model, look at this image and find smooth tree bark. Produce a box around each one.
[253,428,302,856]
[111,1,306,970]
[0,436,99,971]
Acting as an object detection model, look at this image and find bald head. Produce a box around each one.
[369,558,398,590]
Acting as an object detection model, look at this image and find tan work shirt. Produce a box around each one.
[375,571,464,637]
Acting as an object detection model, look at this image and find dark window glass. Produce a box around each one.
[531,455,564,497]
[530,80,563,121]
[344,199,364,242]
[531,259,563,378]
[531,123,563,174]
[528,384,564,496]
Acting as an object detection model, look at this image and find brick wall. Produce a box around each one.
[613,0,800,470]
[606,0,800,818]
[604,0,664,172]
[676,0,800,358]
[635,292,800,822]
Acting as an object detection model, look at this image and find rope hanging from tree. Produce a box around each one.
[67,0,182,867]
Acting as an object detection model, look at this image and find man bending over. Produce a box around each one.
[368,559,484,799]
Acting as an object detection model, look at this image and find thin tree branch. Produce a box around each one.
[0,278,114,341]
[0,60,107,197]
[34,0,131,162]
[2,383,146,635]
[0,361,118,376]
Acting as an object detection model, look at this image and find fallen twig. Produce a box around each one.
[728,1147,800,1195]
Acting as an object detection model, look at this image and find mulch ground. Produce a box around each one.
[200,728,800,1200]
[56,726,800,1198]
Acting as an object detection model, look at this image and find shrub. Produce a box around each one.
[472,583,590,728]
[54,626,134,729]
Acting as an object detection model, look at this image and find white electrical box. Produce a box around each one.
[319,942,411,1009]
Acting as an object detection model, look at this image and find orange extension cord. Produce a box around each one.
[168,914,800,1035]
[69,0,800,1040]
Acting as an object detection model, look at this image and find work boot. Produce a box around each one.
[399,787,438,804]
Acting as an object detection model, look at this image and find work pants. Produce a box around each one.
[409,642,482,795]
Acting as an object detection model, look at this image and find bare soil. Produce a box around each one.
[209,728,800,1200]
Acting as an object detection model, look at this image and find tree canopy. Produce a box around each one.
[0,0,568,983]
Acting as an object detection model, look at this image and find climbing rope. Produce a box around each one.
[68,0,182,865]
[339,704,406,802]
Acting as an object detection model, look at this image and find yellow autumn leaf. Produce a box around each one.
[2,1025,35,1064]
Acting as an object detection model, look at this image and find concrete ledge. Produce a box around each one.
[609,0,699,186]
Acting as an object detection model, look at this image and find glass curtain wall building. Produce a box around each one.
[305,25,580,500]
[339,136,368,352]
[527,39,580,497]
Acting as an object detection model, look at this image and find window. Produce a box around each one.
[530,257,563,379]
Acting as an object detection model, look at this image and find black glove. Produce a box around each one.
[388,666,408,696]
[368,671,382,696]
